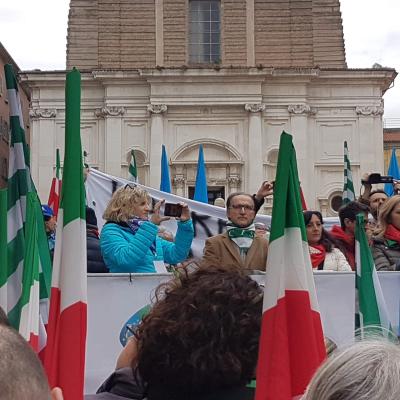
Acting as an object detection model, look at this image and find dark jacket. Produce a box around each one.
[85,368,145,400]
[87,225,109,273]
[371,236,400,271]
[145,385,255,400]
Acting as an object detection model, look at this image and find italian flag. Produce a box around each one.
[48,148,62,219]
[355,213,392,335]
[44,68,87,400]
[255,132,326,400]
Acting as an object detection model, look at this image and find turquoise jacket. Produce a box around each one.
[100,219,194,273]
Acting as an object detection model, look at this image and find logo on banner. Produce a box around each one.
[119,304,151,346]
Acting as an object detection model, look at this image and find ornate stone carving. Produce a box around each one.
[29,108,57,119]
[173,175,185,188]
[287,104,317,115]
[244,103,266,113]
[94,107,126,118]
[147,104,167,114]
[227,175,241,186]
[355,104,384,116]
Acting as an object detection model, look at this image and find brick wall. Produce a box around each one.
[67,0,346,69]
[222,0,247,66]
[67,0,99,70]
[163,0,187,66]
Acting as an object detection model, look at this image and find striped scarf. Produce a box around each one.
[226,222,256,260]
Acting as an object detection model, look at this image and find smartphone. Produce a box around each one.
[164,203,182,217]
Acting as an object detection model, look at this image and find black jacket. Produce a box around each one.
[87,225,109,273]
[85,368,145,399]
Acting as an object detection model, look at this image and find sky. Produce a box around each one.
[0,0,399,120]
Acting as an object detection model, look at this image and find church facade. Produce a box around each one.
[21,0,396,215]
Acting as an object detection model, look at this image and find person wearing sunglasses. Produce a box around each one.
[100,185,194,273]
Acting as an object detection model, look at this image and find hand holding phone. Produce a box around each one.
[164,203,183,217]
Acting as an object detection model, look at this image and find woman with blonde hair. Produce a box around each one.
[100,184,194,273]
[371,195,400,271]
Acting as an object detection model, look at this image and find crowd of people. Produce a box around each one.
[38,171,400,275]
[3,172,400,399]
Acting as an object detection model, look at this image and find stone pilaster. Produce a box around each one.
[148,104,167,188]
[245,103,265,195]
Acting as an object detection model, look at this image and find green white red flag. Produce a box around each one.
[48,148,62,219]
[44,68,87,400]
[355,213,392,335]
[255,132,326,400]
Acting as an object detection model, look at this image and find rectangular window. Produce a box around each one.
[189,0,221,64]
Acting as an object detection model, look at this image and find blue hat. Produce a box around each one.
[41,204,54,218]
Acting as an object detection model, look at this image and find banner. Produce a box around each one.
[85,271,400,395]
[86,169,339,258]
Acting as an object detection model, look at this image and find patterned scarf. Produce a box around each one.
[226,222,256,260]
[126,218,156,254]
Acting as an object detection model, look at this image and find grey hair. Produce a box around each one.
[304,339,400,400]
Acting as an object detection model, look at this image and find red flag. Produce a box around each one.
[44,69,87,399]
[255,132,326,400]
[48,148,62,219]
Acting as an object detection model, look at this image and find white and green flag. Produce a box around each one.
[129,149,138,182]
[1,64,52,351]
[342,141,355,205]
[355,213,392,336]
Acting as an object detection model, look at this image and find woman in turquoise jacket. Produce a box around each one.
[100,184,194,273]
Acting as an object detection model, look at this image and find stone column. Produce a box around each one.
[173,174,186,197]
[245,103,265,195]
[147,104,167,189]
[95,106,125,177]
[29,108,57,200]
[288,104,316,205]
[356,103,385,173]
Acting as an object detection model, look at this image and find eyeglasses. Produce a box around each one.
[229,204,255,212]
[123,183,137,190]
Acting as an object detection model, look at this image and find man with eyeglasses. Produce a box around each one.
[201,183,273,271]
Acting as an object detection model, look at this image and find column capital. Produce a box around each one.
[355,103,384,116]
[95,106,126,118]
[288,104,317,115]
[245,103,265,113]
[147,104,168,114]
[29,108,57,119]
[173,175,186,188]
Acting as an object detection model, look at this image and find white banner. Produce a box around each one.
[86,168,339,258]
[85,271,400,395]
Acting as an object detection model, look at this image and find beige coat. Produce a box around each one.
[201,232,268,271]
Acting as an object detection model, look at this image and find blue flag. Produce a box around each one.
[160,145,171,193]
[385,148,400,196]
[194,144,208,203]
